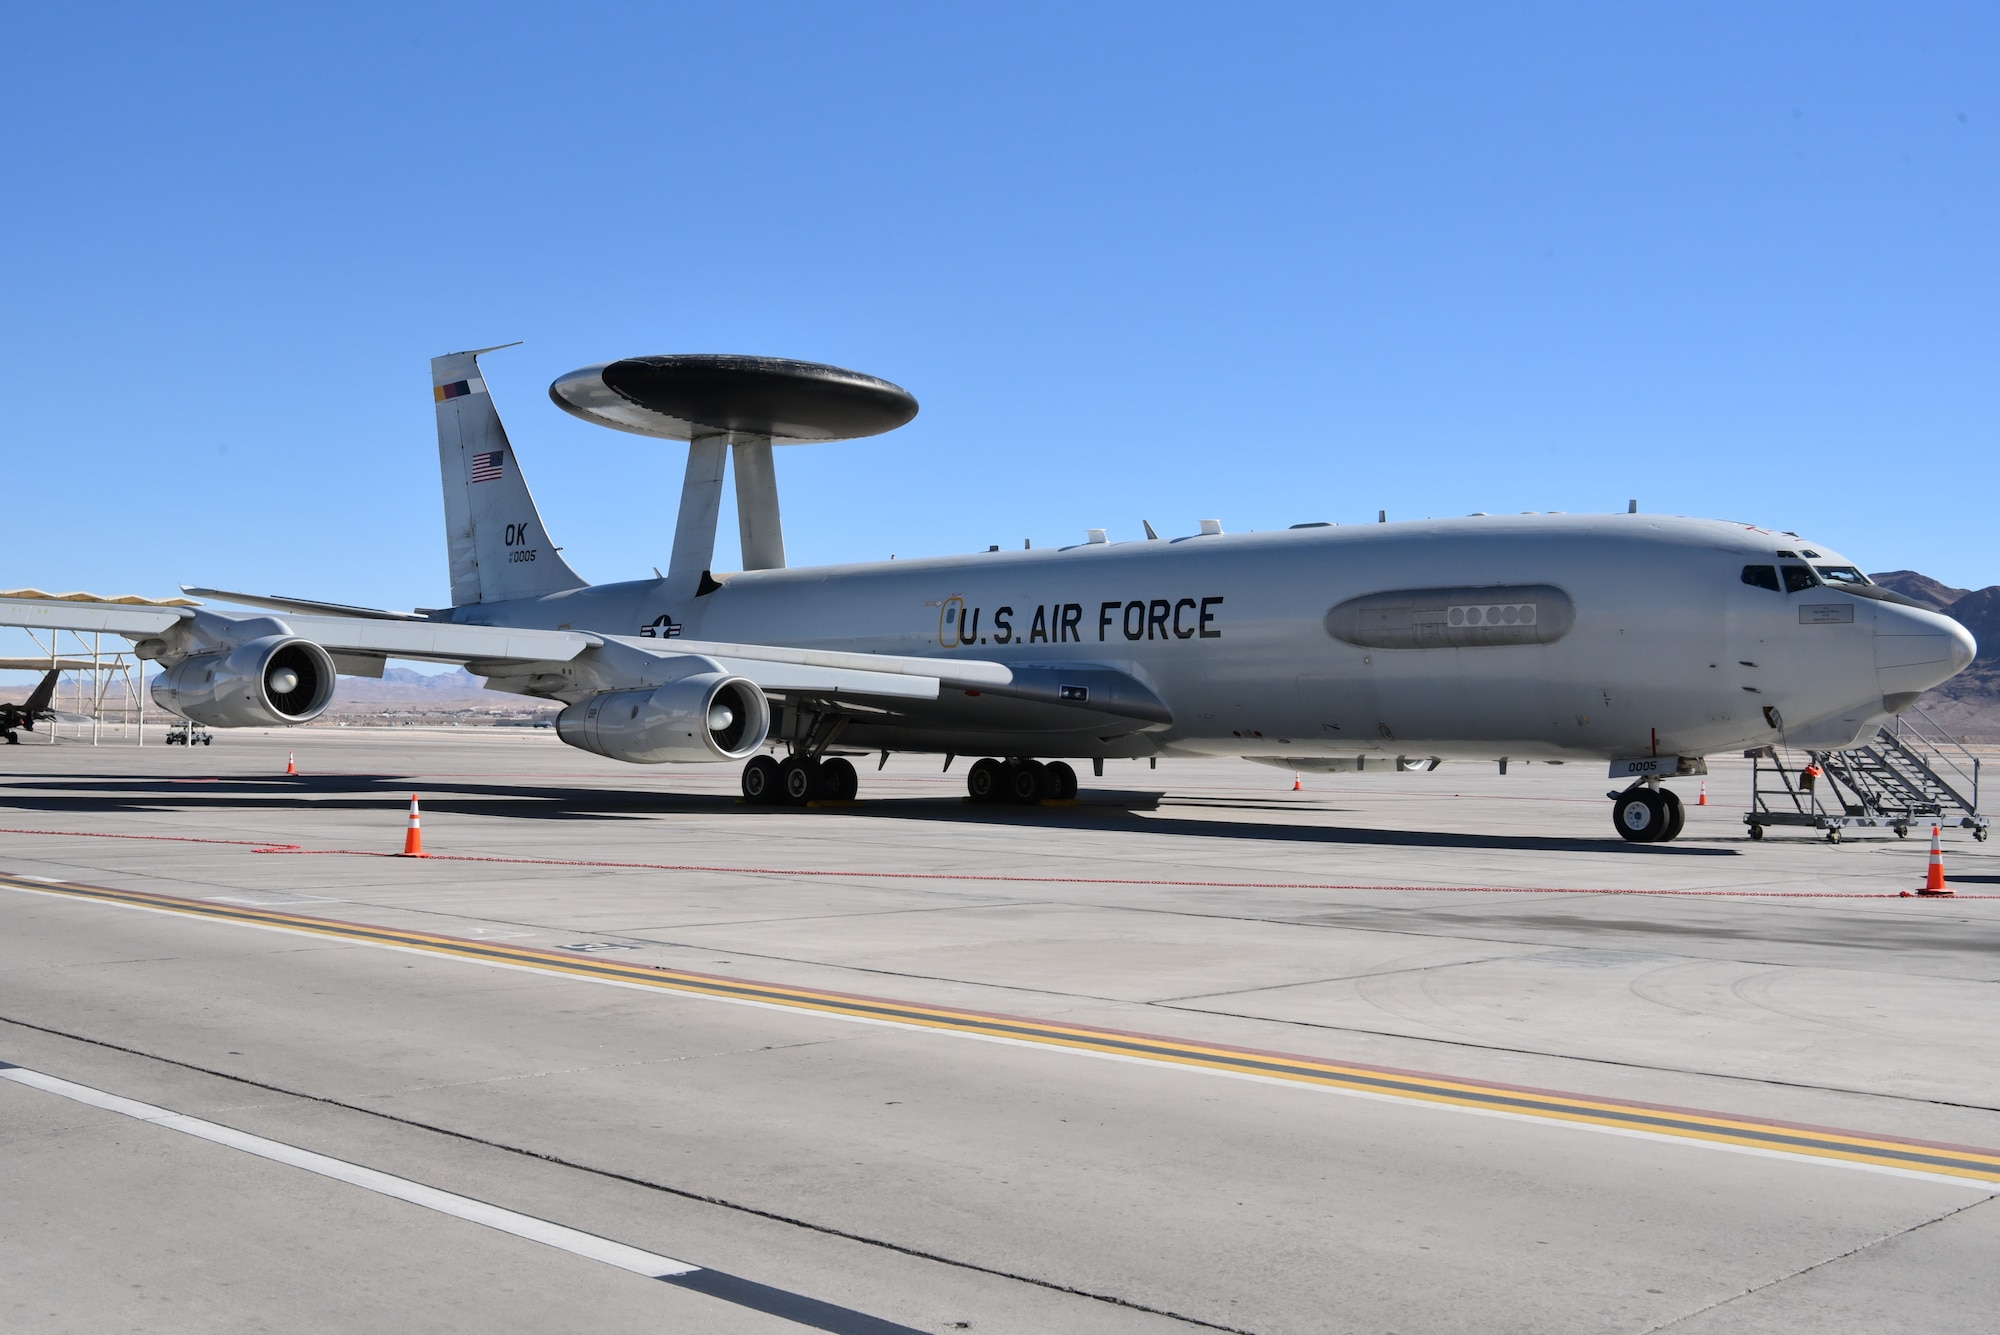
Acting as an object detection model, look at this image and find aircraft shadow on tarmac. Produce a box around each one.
[854,795,1738,855]
[0,773,1735,856]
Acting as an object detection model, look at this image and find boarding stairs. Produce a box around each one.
[1744,705,1987,843]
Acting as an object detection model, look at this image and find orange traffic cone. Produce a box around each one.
[286,750,298,776]
[1293,772,1302,791]
[398,793,429,858]
[1697,781,1707,806]
[1916,824,1951,897]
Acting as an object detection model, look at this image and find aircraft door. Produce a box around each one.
[938,596,968,649]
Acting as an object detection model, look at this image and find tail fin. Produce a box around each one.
[432,348,588,606]
[23,668,58,720]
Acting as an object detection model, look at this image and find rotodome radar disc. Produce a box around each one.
[549,354,918,443]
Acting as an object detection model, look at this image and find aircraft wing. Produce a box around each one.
[604,636,1012,691]
[701,656,940,700]
[0,596,193,638]
[278,615,597,666]
[0,594,1014,704]
[0,597,599,668]
[180,586,432,622]
[282,624,1005,701]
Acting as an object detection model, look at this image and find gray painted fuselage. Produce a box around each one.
[449,513,1974,765]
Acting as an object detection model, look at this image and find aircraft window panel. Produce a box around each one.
[1781,564,1819,594]
[1814,565,1869,587]
[1741,565,1781,592]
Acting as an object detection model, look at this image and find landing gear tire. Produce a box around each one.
[818,757,859,802]
[742,754,782,804]
[1,730,16,745]
[779,756,818,805]
[1612,789,1668,843]
[967,757,1005,803]
[1045,761,1078,800]
[1007,760,1046,804]
[1658,788,1685,842]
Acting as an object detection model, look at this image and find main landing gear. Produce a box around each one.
[1611,783,1684,844]
[966,758,1078,805]
[741,753,859,805]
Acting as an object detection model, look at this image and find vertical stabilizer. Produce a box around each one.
[22,667,59,722]
[433,349,588,606]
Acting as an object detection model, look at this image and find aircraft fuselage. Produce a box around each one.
[449,512,1972,765]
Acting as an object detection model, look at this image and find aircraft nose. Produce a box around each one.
[1875,601,1976,702]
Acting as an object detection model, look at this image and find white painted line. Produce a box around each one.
[0,1062,697,1278]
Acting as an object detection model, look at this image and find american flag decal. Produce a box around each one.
[469,450,504,483]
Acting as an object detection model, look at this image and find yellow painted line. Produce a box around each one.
[8,873,2000,1185]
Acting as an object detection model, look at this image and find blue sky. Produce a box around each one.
[1,4,1993,679]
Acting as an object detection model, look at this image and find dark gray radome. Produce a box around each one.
[549,354,918,443]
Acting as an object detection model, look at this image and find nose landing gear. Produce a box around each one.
[1612,784,1684,843]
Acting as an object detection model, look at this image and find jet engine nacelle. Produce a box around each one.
[150,636,337,727]
[556,674,769,764]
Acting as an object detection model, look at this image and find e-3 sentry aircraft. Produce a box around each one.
[2,350,1976,842]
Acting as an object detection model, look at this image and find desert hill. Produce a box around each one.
[313,667,553,725]
[1869,570,1973,611]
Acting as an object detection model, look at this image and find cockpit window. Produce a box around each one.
[1781,564,1819,593]
[1741,565,1782,592]
[1814,565,1868,587]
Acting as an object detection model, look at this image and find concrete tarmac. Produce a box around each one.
[2,728,1997,1333]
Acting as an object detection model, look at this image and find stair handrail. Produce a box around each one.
[1852,743,1944,816]
[1819,748,1897,817]
[1893,705,1981,812]
[1880,707,1976,815]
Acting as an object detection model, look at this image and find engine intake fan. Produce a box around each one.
[557,674,768,764]
[151,636,337,728]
